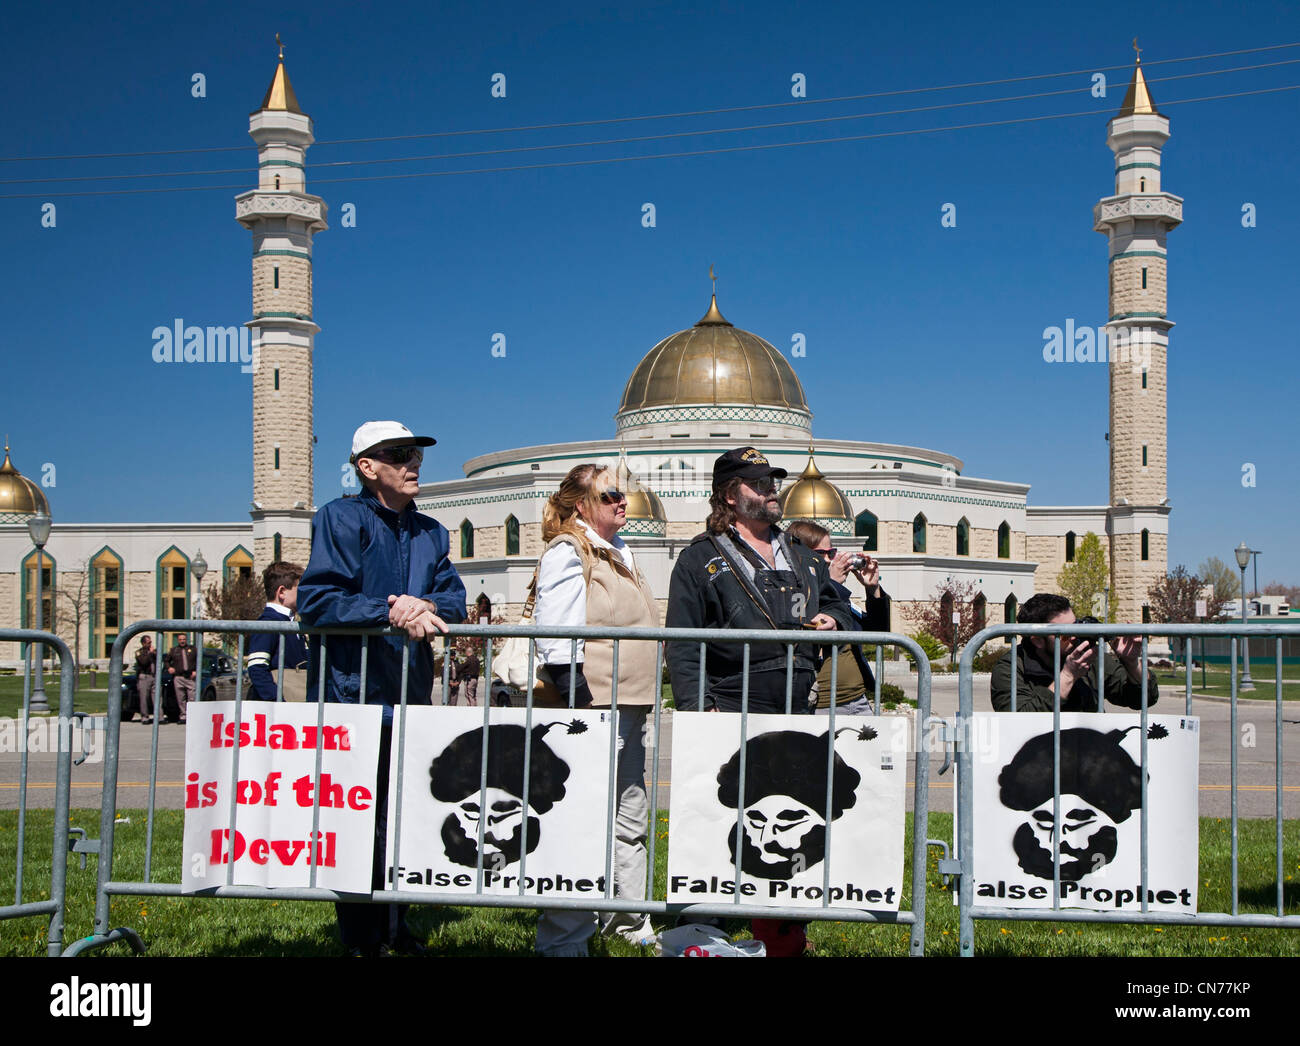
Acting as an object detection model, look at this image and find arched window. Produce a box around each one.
[939,591,954,647]
[973,592,987,631]
[1004,594,1018,624]
[997,522,1011,560]
[21,548,56,631]
[90,547,123,660]
[505,515,520,556]
[912,514,927,554]
[1065,531,1076,562]
[1140,529,1149,561]
[855,510,878,552]
[223,545,254,581]
[956,517,970,556]
[157,546,191,647]
[460,520,474,559]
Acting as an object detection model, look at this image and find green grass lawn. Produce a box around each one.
[1154,662,1300,701]
[0,673,110,718]
[1,810,1296,957]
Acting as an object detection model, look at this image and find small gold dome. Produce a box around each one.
[615,455,665,522]
[778,453,852,523]
[618,296,809,414]
[0,443,50,520]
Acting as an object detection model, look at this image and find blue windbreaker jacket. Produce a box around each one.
[297,488,466,721]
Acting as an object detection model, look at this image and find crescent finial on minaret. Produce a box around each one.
[277,32,284,60]
[1132,37,1141,62]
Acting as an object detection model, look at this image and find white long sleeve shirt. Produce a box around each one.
[534,522,637,665]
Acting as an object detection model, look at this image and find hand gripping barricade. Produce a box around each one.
[67,617,937,956]
[951,621,1300,957]
[0,629,77,957]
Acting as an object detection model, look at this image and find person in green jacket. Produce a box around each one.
[990,593,1158,712]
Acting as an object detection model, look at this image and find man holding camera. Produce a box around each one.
[666,448,853,714]
[990,593,1159,712]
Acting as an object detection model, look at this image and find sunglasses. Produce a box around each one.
[598,489,627,505]
[812,547,835,559]
[372,446,423,466]
[746,476,781,495]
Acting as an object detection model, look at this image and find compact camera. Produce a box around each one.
[846,554,869,571]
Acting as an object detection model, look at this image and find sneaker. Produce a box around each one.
[613,917,658,947]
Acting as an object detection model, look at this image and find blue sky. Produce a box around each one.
[2,0,1297,581]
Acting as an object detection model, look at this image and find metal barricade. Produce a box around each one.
[954,621,1300,956]
[69,617,935,956]
[0,629,76,957]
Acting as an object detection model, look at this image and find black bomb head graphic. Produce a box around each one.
[998,725,1164,882]
[716,730,864,880]
[428,719,584,869]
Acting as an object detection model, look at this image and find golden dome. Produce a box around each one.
[618,295,809,415]
[615,455,665,522]
[778,453,852,523]
[0,443,50,520]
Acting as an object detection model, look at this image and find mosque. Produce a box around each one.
[0,48,1174,664]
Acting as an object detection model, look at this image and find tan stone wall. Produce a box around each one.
[1110,530,1167,623]
[475,525,505,560]
[1026,535,1060,594]
[255,536,310,573]
[971,527,996,560]
[252,256,312,315]
[0,569,19,660]
[1109,256,1166,318]
[251,344,313,519]
[520,522,543,558]
[929,523,955,557]
[1110,342,1167,506]
[883,520,911,554]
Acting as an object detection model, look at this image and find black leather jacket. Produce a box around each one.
[665,528,854,711]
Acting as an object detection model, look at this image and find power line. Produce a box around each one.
[2,83,1294,200]
[1,41,1296,164]
[3,58,1296,187]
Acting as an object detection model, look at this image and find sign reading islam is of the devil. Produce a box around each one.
[182,702,383,893]
[967,712,1199,913]
[385,707,614,899]
[668,714,907,911]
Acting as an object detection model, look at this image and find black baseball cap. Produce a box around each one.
[712,447,788,492]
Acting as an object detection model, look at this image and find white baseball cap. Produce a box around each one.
[349,421,436,463]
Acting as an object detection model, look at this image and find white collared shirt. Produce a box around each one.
[264,602,293,619]
[534,522,636,664]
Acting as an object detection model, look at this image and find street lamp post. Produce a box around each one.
[191,550,208,621]
[27,511,52,714]
[1234,542,1254,691]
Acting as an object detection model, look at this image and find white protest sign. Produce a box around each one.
[667,713,907,911]
[967,713,1198,912]
[386,706,614,899]
[182,702,382,893]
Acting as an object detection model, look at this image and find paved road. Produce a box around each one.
[3,672,1297,820]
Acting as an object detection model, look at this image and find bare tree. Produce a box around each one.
[1148,565,1206,665]
[902,578,985,653]
[1197,556,1240,607]
[202,575,266,653]
[55,561,90,674]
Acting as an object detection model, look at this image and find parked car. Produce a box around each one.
[119,647,249,722]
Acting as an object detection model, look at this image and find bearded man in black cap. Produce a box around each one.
[666,447,853,714]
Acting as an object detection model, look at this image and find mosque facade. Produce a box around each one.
[0,51,1173,664]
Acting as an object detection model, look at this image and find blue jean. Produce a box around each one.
[537,707,651,956]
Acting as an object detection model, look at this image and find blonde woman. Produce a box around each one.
[533,463,660,955]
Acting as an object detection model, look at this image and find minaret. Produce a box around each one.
[235,37,327,571]
[1094,42,1179,621]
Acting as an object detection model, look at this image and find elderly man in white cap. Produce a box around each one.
[298,420,467,957]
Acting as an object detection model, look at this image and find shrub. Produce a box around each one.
[907,630,947,663]
[970,646,1007,673]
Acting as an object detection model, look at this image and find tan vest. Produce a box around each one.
[543,533,661,708]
